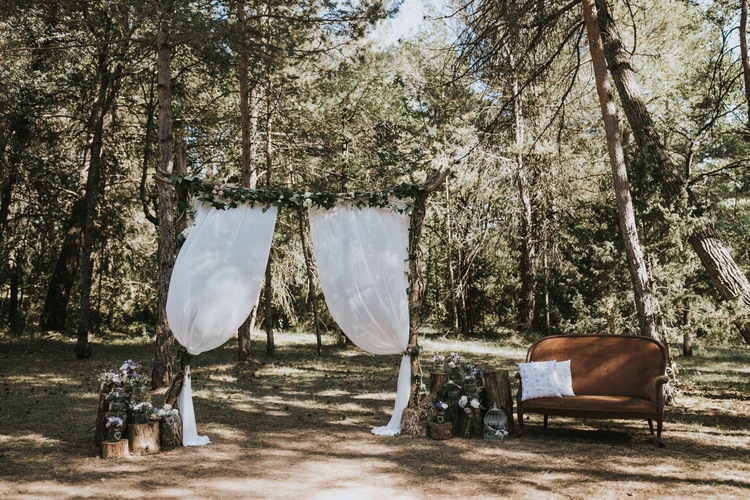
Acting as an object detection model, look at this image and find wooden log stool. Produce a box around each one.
[102,439,129,459]
[128,422,161,455]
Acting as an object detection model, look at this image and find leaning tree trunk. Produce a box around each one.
[152,0,179,387]
[596,0,750,344]
[583,0,659,340]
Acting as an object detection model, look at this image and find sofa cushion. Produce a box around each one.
[521,394,657,414]
[518,360,561,401]
[555,359,575,397]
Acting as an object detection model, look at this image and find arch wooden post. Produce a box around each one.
[407,170,450,408]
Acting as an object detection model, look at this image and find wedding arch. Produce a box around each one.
[165,171,449,445]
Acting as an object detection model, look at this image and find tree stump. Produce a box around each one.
[102,439,129,459]
[483,369,514,432]
[128,422,161,455]
[428,421,453,440]
[428,371,450,398]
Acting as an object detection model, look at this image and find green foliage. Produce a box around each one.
[0,0,747,350]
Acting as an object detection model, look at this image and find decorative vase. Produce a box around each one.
[433,360,446,372]
[107,426,123,442]
[133,413,150,425]
[463,414,473,438]
[463,378,477,394]
[108,388,129,413]
[131,385,149,402]
[436,409,446,424]
[160,419,176,451]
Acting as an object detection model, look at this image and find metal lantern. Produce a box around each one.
[483,404,508,441]
[442,380,462,402]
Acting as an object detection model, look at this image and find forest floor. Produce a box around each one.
[0,331,748,499]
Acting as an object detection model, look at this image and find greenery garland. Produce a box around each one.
[171,175,424,214]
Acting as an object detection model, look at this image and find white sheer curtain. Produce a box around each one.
[308,203,411,436]
[166,202,277,445]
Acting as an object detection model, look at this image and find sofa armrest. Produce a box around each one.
[645,374,669,404]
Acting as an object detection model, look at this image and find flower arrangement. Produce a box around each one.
[131,401,155,422]
[458,395,482,438]
[434,400,449,423]
[97,370,123,387]
[155,404,180,426]
[106,416,124,429]
[404,343,420,358]
[432,353,445,363]
[98,359,150,390]
[155,404,181,450]
[446,352,462,369]
[458,395,481,414]
[119,359,150,388]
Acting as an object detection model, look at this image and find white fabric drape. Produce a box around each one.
[308,204,411,436]
[178,365,210,446]
[166,203,278,355]
[166,202,277,446]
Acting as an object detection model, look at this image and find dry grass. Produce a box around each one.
[0,332,748,499]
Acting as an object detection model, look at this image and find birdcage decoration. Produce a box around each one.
[483,404,508,441]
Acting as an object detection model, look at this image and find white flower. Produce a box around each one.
[303,198,313,208]
[163,404,172,412]
[448,361,456,368]
[470,398,481,409]
[458,395,468,408]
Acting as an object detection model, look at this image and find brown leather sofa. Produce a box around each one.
[516,334,668,446]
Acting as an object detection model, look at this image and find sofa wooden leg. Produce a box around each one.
[517,412,524,437]
[543,415,548,430]
[657,419,665,447]
[647,418,654,435]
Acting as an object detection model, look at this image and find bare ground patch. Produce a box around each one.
[1,333,748,499]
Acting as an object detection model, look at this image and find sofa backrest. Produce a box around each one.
[526,334,667,399]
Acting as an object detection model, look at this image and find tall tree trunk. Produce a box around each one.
[139,77,158,226]
[264,74,275,358]
[75,42,120,359]
[740,0,750,131]
[237,0,260,363]
[41,199,85,331]
[596,0,750,344]
[152,0,179,387]
[445,177,460,337]
[407,170,449,406]
[511,64,536,334]
[8,250,21,334]
[582,0,659,340]
[298,209,323,355]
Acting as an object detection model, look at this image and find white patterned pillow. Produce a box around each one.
[518,360,562,401]
[555,359,575,397]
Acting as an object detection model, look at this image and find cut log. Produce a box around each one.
[428,371,450,398]
[128,422,161,455]
[483,369,514,432]
[428,421,453,440]
[102,439,129,459]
